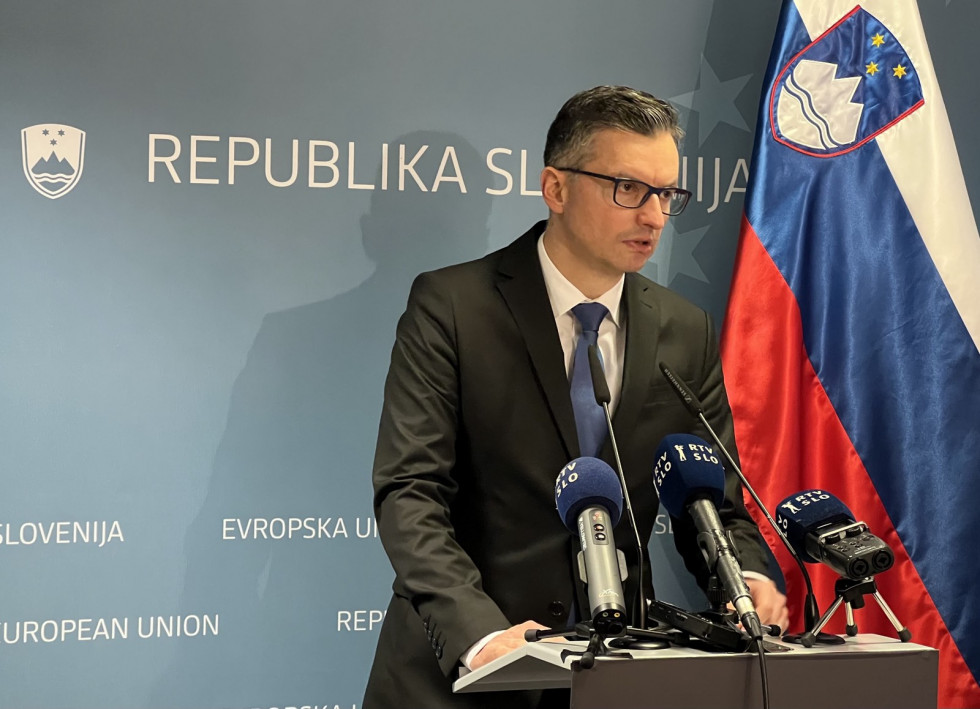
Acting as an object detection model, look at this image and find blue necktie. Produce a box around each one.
[570,303,609,457]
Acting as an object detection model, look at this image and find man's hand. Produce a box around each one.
[746,577,789,633]
[470,620,550,670]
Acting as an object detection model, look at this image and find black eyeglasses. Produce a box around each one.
[554,167,692,216]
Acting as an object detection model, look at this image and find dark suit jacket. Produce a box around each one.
[363,222,767,708]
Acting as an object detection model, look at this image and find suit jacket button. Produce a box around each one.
[548,601,566,617]
[435,646,443,659]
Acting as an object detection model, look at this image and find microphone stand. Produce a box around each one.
[800,575,911,647]
[525,622,671,670]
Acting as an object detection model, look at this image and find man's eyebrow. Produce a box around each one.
[619,174,680,189]
[614,173,650,183]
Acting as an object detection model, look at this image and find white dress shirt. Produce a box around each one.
[536,233,626,413]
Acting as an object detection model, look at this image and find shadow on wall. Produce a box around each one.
[151,132,493,707]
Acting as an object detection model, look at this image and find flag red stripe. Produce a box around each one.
[722,218,980,708]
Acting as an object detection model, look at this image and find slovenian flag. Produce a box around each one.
[720,2,980,707]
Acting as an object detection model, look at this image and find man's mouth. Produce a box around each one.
[624,236,655,249]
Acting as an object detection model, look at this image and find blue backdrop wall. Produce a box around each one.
[2,2,977,707]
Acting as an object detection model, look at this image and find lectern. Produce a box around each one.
[454,634,937,708]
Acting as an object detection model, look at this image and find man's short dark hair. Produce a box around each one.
[544,85,684,168]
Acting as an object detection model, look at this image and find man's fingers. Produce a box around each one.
[745,578,789,631]
[470,620,549,669]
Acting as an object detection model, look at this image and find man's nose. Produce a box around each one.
[637,197,669,231]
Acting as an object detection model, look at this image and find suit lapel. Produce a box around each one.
[496,224,579,459]
[610,273,660,444]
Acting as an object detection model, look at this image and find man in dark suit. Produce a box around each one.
[363,86,788,708]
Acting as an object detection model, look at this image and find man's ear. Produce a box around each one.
[540,167,568,214]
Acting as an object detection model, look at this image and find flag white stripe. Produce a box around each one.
[794,0,980,353]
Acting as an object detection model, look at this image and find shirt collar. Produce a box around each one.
[537,231,624,326]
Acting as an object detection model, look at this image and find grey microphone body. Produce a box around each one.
[576,506,628,636]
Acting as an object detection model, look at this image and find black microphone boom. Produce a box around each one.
[659,362,701,417]
[587,345,611,405]
[587,345,646,629]
[658,361,821,634]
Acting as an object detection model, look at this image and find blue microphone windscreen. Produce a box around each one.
[554,457,623,531]
[776,490,855,563]
[653,434,726,517]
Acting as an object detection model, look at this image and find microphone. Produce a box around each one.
[658,361,821,633]
[653,434,764,639]
[776,490,895,580]
[586,344,647,629]
[555,457,628,637]
[778,490,909,646]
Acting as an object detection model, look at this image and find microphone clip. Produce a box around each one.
[695,528,742,578]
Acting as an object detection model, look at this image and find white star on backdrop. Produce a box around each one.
[671,57,753,146]
[646,224,710,286]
